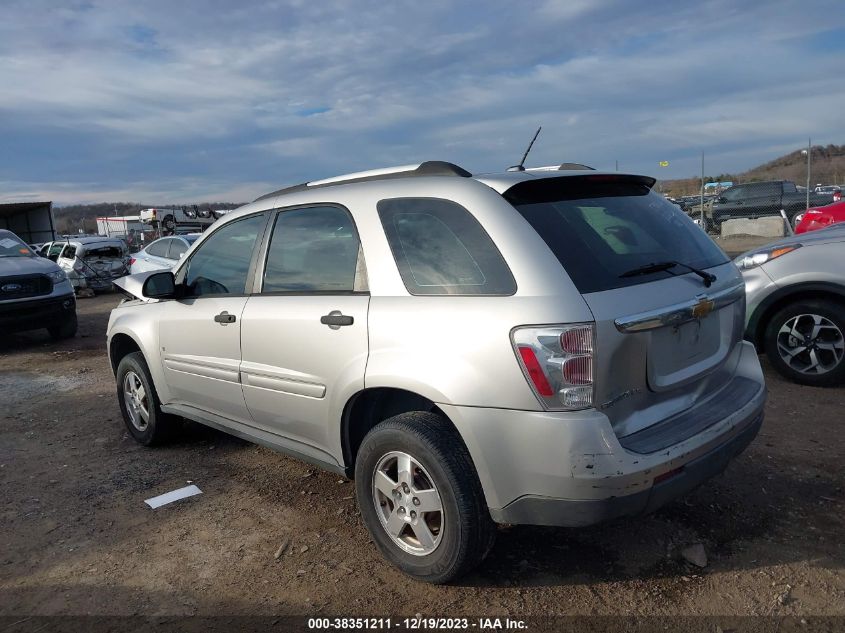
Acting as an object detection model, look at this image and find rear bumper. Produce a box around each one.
[491,409,762,526]
[0,293,76,332]
[440,340,766,527]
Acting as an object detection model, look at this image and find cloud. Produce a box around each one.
[1,0,844,203]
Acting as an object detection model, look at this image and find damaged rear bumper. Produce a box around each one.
[489,408,762,526]
[440,340,766,528]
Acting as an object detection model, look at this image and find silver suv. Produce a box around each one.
[108,161,766,583]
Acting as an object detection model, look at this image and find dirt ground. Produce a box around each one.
[1,292,844,619]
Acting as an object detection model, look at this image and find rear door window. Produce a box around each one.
[506,177,728,294]
[147,239,171,258]
[60,244,77,259]
[377,198,516,296]
[167,239,189,260]
[262,206,362,293]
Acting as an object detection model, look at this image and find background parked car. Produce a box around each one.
[129,234,200,274]
[45,237,129,292]
[794,200,845,234]
[737,225,845,386]
[0,229,77,339]
[711,180,839,232]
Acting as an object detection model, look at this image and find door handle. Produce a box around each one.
[320,310,354,329]
[214,311,236,325]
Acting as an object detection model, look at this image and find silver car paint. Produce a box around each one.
[741,225,845,333]
[109,168,766,517]
[130,236,199,274]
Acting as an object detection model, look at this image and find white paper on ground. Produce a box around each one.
[144,484,202,509]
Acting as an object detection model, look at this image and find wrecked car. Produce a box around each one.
[48,237,129,292]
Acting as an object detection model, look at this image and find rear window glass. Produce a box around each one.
[82,245,124,259]
[377,198,516,296]
[506,178,728,294]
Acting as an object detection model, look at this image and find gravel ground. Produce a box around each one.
[1,293,843,618]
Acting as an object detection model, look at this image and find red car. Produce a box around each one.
[795,200,845,234]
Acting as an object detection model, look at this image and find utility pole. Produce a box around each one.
[615,160,619,172]
[806,138,811,211]
[700,151,705,229]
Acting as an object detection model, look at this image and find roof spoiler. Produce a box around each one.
[503,173,658,205]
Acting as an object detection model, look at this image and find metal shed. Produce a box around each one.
[0,201,56,244]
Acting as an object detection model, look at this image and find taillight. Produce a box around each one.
[512,324,595,410]
[129,258,136,266]
[834,191,841,202]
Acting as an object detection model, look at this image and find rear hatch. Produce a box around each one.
[504,174,746,437]
[80,245,128,280]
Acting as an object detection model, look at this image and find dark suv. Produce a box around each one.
[0,229,77,339]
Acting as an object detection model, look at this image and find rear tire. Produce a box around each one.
[354,412,495,584]
[764,300,845,386]
[116,351,177,445]
[48,313,77,340]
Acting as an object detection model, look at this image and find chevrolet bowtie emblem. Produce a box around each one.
[691,296,715,319]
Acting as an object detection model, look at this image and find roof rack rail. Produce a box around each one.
[525,163,595,172]
[254,160,471,202]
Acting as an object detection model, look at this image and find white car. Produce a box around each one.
[129,234,200,274]
[42,237,129,292]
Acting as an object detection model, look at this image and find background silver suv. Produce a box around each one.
[737,225,845,385]
[108,161,766,583]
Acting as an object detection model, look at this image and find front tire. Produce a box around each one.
[764,300,845,386]
[355,412,495,584]
[116,351,177,444]
[48,313,77,340]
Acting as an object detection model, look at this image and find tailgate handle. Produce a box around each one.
[214,311,236,325]
[321,311,354,329]
[614,281,745,333]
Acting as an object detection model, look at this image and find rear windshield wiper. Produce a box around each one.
[619,260,716,287]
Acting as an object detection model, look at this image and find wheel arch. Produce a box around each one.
[340,387,462,476]
[109,332,143,375]
[748,281,845,350]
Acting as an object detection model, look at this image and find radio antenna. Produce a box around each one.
[508,126,542,172]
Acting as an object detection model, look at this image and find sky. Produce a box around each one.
[1,0,844,205]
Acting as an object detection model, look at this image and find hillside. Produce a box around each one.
[53,202,244,234]
[662,144,845,197]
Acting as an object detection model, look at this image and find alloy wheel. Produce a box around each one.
[776,313,845,375]
[372,451,444,556]
[123,370,150,431]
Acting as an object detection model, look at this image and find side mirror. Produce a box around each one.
[142,271,177,299]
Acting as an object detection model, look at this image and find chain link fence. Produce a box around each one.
[659,144,844,237]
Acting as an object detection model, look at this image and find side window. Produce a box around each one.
[377,198,516,296]
[147,239,170,258]
[60,244,77,259]
[168,239,189,260]
[783,182,797,193]
[262,206,361,293]
[748,182,779,197]
[48,242,65,259]
[721,186,744,201]
[183,214,265,297]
